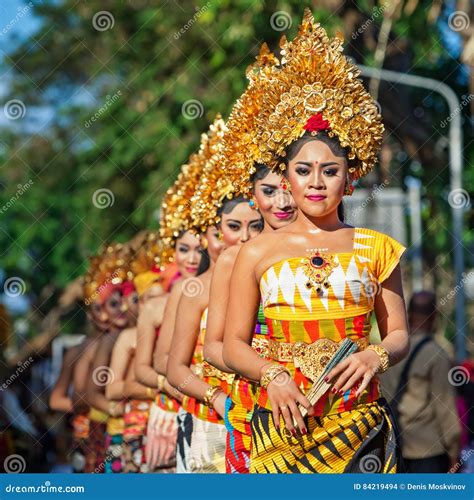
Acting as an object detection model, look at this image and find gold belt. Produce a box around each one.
[251,337,269,358]
[267,337,369,382]
[192,362,235,384]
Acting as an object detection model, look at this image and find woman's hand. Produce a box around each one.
[213,392,227,419]
[325,349,381,398]
[266,371,313,435]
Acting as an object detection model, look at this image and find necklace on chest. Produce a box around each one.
[301,248,338,294]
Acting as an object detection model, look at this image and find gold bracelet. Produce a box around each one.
[108,401,117,417]
[367,344,390,373]
[203,385,223,409]
[156,374,165,392]
[260,363,291,389]
[145,386,155,399]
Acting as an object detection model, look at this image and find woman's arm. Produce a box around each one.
[123,357,155,400]
[49,345,80,412]
[222,243,269,380]
[86,334,122,415]
[106,328,134,401]
[72,339,98,413]
[153,281,183,376]
[223,241,311,434]
[167,283,226,416]
[135,294,168,388]
[327,264,410,396]
[203,248,237,372]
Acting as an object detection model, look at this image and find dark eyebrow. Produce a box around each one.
[226,219,241,223]
[260,183,277,188]
[295,160,340,167]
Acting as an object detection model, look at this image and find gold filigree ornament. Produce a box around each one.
[159,116,226,265]
[252,9,384,184]
[292,337,368,383]
[301,250,338,293]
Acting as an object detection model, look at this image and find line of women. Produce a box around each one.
[49,10,410,474]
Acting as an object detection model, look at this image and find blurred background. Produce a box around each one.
[0,0,472,472]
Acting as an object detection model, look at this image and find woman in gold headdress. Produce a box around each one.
[202,44,297,474]
[166,117,264,473]
[135,152,205,473]
[223,10,409,474]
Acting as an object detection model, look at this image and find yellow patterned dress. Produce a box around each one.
[250,228,406,473]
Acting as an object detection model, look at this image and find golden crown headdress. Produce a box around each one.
[130,231,161,276]
[83,243,129,303]
[158,121,219,260]
[217,42,281,200]
[253,9,384,183]
[189,115,229,231]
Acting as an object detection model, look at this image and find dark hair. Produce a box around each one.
[216,194,249,218]
[197,248,210,276]
[249,163,271,188]
[282,131,348,222]
[217,194,264,232]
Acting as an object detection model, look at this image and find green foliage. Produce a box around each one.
[0,0,471,334]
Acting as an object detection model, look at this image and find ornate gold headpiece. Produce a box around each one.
[189,115,230,231]
[83,243,129,304]
[253,9,384,183]
[217,42,281,200]
[158,137,209,263]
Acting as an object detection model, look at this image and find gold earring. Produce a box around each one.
[216,231,223,241]
[249,196,258,209]
[201,237,208,250]
[344,180,354,196]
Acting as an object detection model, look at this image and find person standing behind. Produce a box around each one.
[380,291,461,473]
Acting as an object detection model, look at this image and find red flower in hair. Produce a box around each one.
[304,113,330,133]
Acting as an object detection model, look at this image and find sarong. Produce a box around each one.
[250,398,401,473]
[188,414,226,473]
[176,407,194,473]
[145,402,177,473]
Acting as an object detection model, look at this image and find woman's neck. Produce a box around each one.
[294,208,346,233]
